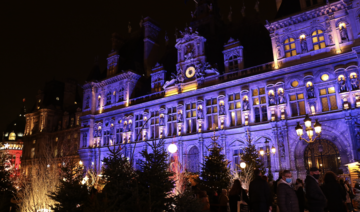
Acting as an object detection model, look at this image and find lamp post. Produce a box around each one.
[168,143,178,154]
[295,114,322,143]
[259,138,276,173]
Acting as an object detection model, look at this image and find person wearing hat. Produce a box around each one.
[305,167,327,212]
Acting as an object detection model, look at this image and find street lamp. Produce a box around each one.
[259,149,265,156]
[295,114,322,143]
[168,143,178,154]
[271,146,276,154]
[240,162,246,169]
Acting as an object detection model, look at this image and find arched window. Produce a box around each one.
[312,29,325,50]
[106,92,112,105]
[228,55,239,71]
[284,38,296,58]
[187,146,199,173]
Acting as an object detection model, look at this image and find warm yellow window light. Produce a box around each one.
[321,74,329,81]
[284,38,296,57]
[291,81,299,87]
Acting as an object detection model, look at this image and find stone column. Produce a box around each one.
[198,134,204,164]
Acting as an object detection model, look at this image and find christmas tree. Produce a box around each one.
[198,141,231,195]
[240,129,265,182]
[99,145,138,212]
[136,139,175,212]
[49,159,88,212]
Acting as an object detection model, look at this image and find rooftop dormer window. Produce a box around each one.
[228,55,239,71]
[284,38,296,58]
[312,30,325,50]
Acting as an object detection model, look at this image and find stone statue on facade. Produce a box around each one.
[278,133,286,158]
[307,85,315,98]
[277,45,282,58]
[243,98,249,111]
[269,92,276,105]
[340,27,349,41]
[178,111,183,122]
[177,67,185,83]
[219,103,226,115]
[197,106,204,119]
[328,34,333,44]
[159,116,165,126]
[338,77,347,92]
[278,90,286,104]
[301,38,308,53]
[184,44,194,61]
[351,75,359,90]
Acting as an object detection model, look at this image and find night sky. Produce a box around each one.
[0,0,277,133]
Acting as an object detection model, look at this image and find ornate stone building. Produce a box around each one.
[80,0,360,179]
[22,79,82,174]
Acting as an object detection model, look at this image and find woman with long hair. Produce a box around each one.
[321,172,346,212]
[229,179,249,212]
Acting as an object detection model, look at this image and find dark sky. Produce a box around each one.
[0,0,277,132]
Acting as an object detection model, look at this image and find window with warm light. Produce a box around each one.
[321,74,329,81]
[8,132,16,140]
[290,93,306,117]
[206,98,218,130]
[284,38,297,58]
[312,30,326,50]
[186,103,197,134]
[228,93,242,126]
[253,87,267,123]
[291,81,299,87]
[167,107,177,136]
[320,87,338,112]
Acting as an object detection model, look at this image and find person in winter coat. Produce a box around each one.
[342,179,355,212]
[277,170,299,212]
[199,190,210,212]
[249,169,272,212]
[218,189,229,212]
[320,171,346,212]
[229,179,249,212]
[305,167,327,212]
[295,179,305,212]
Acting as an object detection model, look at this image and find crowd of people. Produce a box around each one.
[197,167,356,212]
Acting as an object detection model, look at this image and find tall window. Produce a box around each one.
[150,111,159,139]
[320,87,338,112]
[312,29,325,50]
[253,88,267,123]
[116,128,122,144]
[118,88,124,102]
[82,133,87,148]
[167,107,177,137]
[186,103,197,134]
[228,93,242,126]
[206,98,218,130]
[106,92,112,105]
[284,38,296,58]
[228,56,239,72]
[135,114,144,141]
[103,131,110,146]
[290,93,306,117]
[233,149,243,168]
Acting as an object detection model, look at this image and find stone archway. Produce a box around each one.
[304,139,341,174]
[187,146,200,173]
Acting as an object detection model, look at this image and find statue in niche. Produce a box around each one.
[269,92,276,105]
[177,67,185,83]
[340,26,349,41]
[178,111,183,122]
[278,132,286,158]
[184,44,194,61]
[338,77,347,92]
[197,106,204,119]
[351,75,359,90]
[243,98,249,111]
[306,85,315,98]
[159,115,165,126]
[219,102,226,115]
[278,90,286,104]
[301,38,308,53]
[328,34,333,44]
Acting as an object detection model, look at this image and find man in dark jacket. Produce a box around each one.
[277,170,299,212]
[249,169,272,212]
[305,167,327,212]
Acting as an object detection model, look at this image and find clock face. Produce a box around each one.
[185,66,196,79]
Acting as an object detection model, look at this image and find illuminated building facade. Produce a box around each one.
[22,79,82,174]
[80,0,360,179]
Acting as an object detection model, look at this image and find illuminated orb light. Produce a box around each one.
[240,162,246,169]
[168,143,178,154]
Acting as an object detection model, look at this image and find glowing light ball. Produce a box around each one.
[240,162,246,169]
[168,144,178,153]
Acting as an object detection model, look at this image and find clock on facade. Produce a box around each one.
[185,66,196,78]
